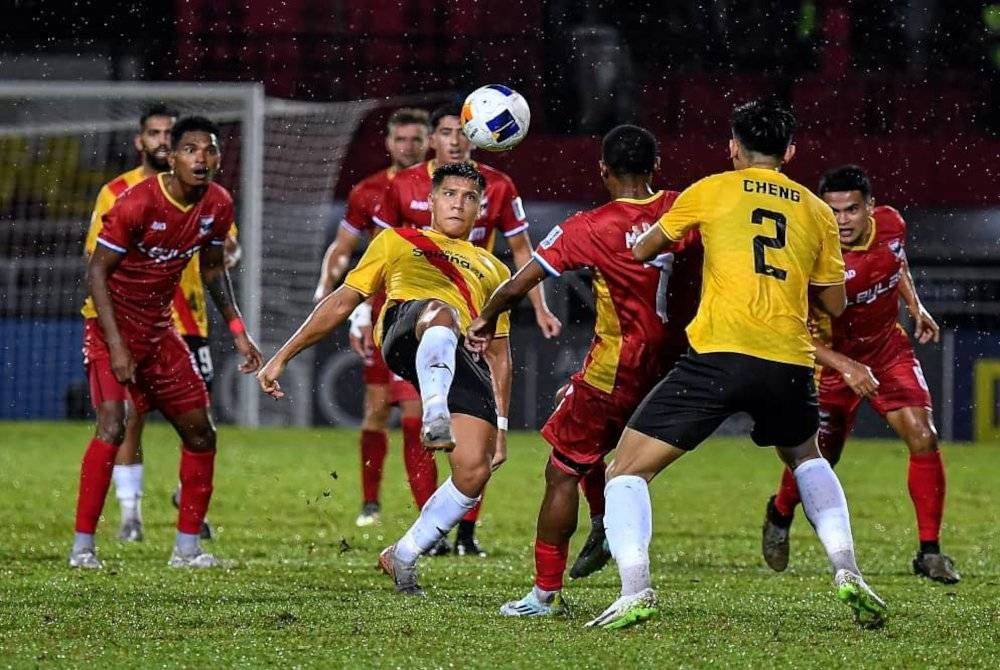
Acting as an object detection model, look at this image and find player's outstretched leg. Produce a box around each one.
[168,408,221,568]
[380,414,492,595]
[112,404,145,542]
[501,459,579,617]
[781,440,887,629]
[414,303,460,449]
[70,400,127,569]
[570,461,611,579]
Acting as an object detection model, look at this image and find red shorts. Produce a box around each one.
[818,339,932,447]
[362,345,419,404]
[541,375,643,476]
[83,319,209,419]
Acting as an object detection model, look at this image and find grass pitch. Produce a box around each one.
[1,421,997,668]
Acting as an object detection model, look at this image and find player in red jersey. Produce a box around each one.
[313,109,440,534]
[376,101,564,556]
[467,125,703,615]
[761,165,959,584]
[69,116,262,570]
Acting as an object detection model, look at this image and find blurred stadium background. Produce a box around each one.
[2,0,999,441]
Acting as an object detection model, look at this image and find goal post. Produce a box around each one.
[0,81,375,427]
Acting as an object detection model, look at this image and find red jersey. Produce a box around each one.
[373,160,528,253]
[84,174,234,338]
[341,167,394,239]
[533,190,703,397]
[826,205,909,358]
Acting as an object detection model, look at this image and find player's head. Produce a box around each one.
[385,108,430,170]
[429,162,485,238]
[168,116,221,189]
[136,103,178,172]
[729,98,797,168]
[429,102,472,165]
[819,164,875,245]
[599,124,660,187]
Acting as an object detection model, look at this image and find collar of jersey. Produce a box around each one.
[843,216,877,251]
[615,190,664,205]
[157,173,195,213]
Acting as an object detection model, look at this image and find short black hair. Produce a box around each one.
[431,162,486,193]
[602,125,659,178]
[730,98,797,158]
[387,107,430,133]
[140,103,179,129]
[430,102,463,131]
[170,115,220,147]
[818,165,872,199]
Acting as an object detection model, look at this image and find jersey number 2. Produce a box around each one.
[751,208,787,280]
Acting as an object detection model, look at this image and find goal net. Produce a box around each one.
[0,82,375,426]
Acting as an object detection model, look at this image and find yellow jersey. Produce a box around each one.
[82,167,236,337]
[343,227,512,346]
[657,166,845,367]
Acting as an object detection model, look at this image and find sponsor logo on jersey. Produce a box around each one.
[136,242,201,264]
[199,216,215,236]
[151,221,167,231]
[845,269,857,279]
[409,247,486,279]
[409,200,430,211]
[539,225,563,249]
[847,268,902,306]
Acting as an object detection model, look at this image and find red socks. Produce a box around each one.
[178,447,215,534]
[580,463,606,517]
[773,466,801,518]
[534,541,569,592]
[74,437,118,533]
[402,417,437,508]
[360,429,388,505]
[908,451,946,543]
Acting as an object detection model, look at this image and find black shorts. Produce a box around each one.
[380,300,498,426]
[182,335,214,392]
[628,350,819,450]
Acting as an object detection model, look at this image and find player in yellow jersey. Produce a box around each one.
[587,99,888,631]
[82,104,238,542]
[258,163,513,596]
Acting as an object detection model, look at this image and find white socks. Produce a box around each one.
[794,457,860,575]
[415,326,457,421]
[395,477,479,564]
[112,464,143,523]
[604,475,653,596]
[175,532,200,555]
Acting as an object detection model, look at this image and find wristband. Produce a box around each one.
[496,416,509,431]
[228,317,246,336]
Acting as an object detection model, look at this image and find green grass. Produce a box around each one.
[1,422,997,668]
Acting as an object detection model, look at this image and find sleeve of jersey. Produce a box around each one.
[342,231,390,297]
[340,184,368,237]
[372,180,400,229]
[656,182,702,241]
[207,198,236,247]
[96,194,140,254]
[531,215,591,278]
[84,186,116,255]
[497,179,529,237]
[810,208,846,286]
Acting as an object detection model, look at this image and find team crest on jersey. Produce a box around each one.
[539,226,563,249]
[888,238,905,260]
[468,227,487,242]
[151,221,167,231]
[198,215,215,236]
[409,200,430,211]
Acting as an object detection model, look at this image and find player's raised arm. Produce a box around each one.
[87,244,134,383]
[467,259,547,351]
[200,244,262,374]
[505,231,561,338]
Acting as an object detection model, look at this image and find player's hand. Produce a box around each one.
[535,308,562,339]
[913,305,940,344]
[841,359,879,399]
[490,429,508,472]
[234,331,263,373]
[349,324,375,360]
[109,342,136,384]
[466,316,496,354]
[257,357,286,399]
[313,280,333,304]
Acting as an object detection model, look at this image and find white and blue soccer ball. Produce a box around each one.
[460,85,531,152]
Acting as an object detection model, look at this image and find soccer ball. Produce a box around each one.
[460,85,530,152]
